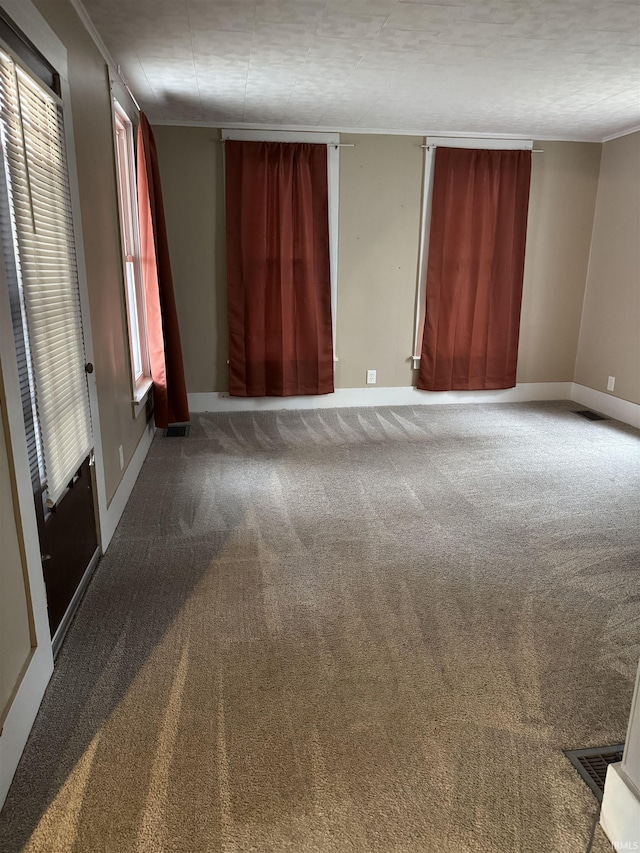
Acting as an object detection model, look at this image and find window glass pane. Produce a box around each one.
[113,100,148,388]
[125,259,142,379]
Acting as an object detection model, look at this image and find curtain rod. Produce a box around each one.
[421,144,543,152]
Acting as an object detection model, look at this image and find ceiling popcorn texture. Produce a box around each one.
[80,0,640,140]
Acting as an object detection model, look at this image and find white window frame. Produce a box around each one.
[112,99,151,403]
[412,136,534,366]
[221,129,340,362]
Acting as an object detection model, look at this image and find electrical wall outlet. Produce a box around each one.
[607,376,615,392]
[366,369,377,385]
[118,444,124,471]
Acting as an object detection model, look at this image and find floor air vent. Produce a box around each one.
[574,409,609,421]
[165,424,190,437]
[564,744,624,802]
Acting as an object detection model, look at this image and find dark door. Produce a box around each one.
[35,456,99,637]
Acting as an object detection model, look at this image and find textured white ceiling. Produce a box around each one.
[80,0,640,140]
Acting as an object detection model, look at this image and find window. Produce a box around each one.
[222,129,340,362]
[412,136,534,367]
[0,47,92,505]
[413,137,533,392]
[113,100,149,395]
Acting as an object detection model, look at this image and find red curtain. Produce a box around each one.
[225,141,334,397]
[418,148,532,392]
[137,113,189,427]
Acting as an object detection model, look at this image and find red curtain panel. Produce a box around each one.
[137,113,189,427]
[225,140,334,397]
[418,147,532,392]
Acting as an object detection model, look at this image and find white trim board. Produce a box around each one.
[0,275,54,810]
[188,383,640,430]
[622,660,640,800]
[571,383,640,429]
[0,0,67,78]
[426,136,533,150]
[189,382,573,413]
[101,419,155,551]
[601,763,640,850]
[221,129,339,145]
[0,644,52,807]
[0,401,153,810]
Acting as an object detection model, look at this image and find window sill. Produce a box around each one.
[131,377,153,417]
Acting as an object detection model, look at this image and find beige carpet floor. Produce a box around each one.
[1,401,639,853]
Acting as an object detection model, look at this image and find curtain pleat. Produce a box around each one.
[225,140,334,397]
[137,113,189,427]
[418,147,532,392]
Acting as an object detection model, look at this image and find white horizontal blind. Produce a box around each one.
[0,50,92,505]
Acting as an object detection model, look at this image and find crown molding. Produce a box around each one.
[150,119,605,143]
[68,0,114,71]
[602,125,640,142]
[67,0,138,112]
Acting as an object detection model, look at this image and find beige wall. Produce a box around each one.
[155,126,228,392]
[335,134,423,388]
[33,0,149,502]
[0,388,32,722]
[155,129,601,393]
[575,132,640,404]
[519,141,601,382]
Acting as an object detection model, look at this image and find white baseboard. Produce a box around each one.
[0,422,154,810]
[601,762,640,850]
[0,644,53,808]
[100,420,155,551]
[189,382,573,413]
[570,383,640,429]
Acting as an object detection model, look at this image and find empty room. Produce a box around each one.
[0,0,638,851]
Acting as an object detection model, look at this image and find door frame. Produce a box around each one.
[0,0,108,808]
